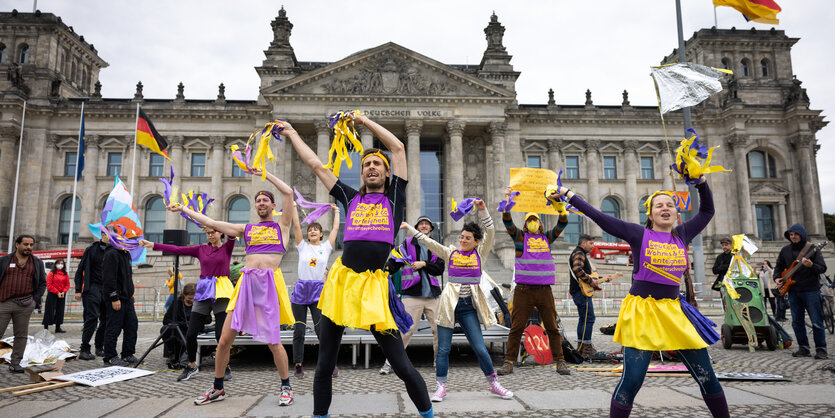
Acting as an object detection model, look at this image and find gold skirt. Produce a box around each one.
[614,294,708,351]
[317,257,398,332]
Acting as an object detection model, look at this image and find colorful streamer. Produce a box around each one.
[89,177,146,264]
[158,166,178,206]
[643,190,674,216]
[672,129,731,185]
[450,197,477,222]
[234,122,283,181]
[178,190,215,228]
[497,191,520,212]
[293,187,332,225]
[390,245,415,264]
[549,169,584,216]
[323,110,364,177]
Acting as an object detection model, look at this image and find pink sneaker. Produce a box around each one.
[489,379,513,399]
[430,382,446,402]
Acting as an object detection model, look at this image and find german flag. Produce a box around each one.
[137,108,170,160]
[713,0,782,25]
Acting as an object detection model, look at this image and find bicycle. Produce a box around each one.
[821,275,835,335]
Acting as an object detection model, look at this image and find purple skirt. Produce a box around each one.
[228,268,283,344]
[291,280,324,305]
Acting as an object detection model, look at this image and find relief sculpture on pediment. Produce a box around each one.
[321,56,454,96]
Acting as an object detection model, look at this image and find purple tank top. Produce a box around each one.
[633,229,688,286]
[448,249,481,284]
[244,222,286,254]
[343,193,394,245]
[514,233,555,285]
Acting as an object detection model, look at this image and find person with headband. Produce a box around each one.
[400,200,515,403]
[496,186,571,376]
[289,202,340,379]
[554,179,728,418]
[281,114,433,418]
[139,225,237,382]
[170,169,297,408]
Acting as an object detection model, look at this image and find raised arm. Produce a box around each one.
[475,201,496,256]
[141,239,201,257]
[676,181,715,244]
[353,114,406,181]
[291,203,303,246]
[278,120,337,190]
[402,222,453,260]
[327,204,340,247]
[260,170,294,239]
[168,204,244,238]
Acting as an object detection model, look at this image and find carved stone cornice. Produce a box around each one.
[47,133,60,147]
[86,134,100,148]
[547,138,563,152]
[623,139,639,153]
[405,120,423,137]
[168,135,184,147]
[446,120,465,136]
[725,133,748,149]
[210,135,226,147]
[314,120,330,136]
[789,133,815,150]
[586,139,601,150]
[486,122,506,137]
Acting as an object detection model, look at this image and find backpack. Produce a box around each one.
[561,339,585,364]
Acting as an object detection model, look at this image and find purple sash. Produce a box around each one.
[448,249,481,284]
[634,229,688,286]
[343,193,394,245]
[514,233,555,285]
[400,237,440,290]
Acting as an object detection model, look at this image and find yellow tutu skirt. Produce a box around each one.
[614,294,708,351]
[215,276,235,300]
[318,257,398,332]
[227,268,294,326]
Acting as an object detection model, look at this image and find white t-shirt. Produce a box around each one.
[296,240,333,282]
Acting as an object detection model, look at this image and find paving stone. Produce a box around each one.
[673,386,783,405]
[515,389,612,410]
[39,398,132,418]
[0,400,68,417]
[734,384,835,405]
[107,397,184,417]
[250,393,399,416]
[403,391,525,414]
[160,395,261,417]
[634,387,702,407]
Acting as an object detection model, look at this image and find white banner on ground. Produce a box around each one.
[54,366,154,387]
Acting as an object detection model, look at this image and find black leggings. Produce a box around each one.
[186,310,226,363]
[313,315,430,415]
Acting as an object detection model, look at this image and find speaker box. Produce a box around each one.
[162,229,189,247]
[723,278,769,327]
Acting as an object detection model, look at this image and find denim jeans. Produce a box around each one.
[571,291,596,344]
[436,297,495,382]
[788,290,827,350]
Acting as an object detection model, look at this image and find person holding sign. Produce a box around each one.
[554,180,728,418]
[400,200,514,403]
[496,186,571,376]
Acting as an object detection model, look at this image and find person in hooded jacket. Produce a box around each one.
[774,223,828,359]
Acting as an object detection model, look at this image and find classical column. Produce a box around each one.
[78,135,100,241]
[547,138,562,171]
[585,139,601,238]
[727,134,754,235]
[661,149,674,191]
[405,120,423,223]
[444,120,465,235]
[791,134,822,235]
[314,120,333,228]
[359,126,373,152]
[38,135,59,240]
[16,129,47,241]
[0,132,17,243]
[125,134,139,199]
[777,201,788,237]
[487,122,507,229]
[209,135,225,220]
[623,140,639,223]
[166,136,184,228]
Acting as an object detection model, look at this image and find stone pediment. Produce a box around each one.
[261,43,514,99]
[750,181,788,197]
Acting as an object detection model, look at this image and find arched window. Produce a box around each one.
[639,195,649,225]
[227,196,250,246]
[58,196,81,245]
[70,61,77,81]
[187,221,203,245]
[601,197,621,242]
[747,150,777,178]
[82,69,89,90]
[144,196,166,242]
[17,44,29,64]
[740,59,750,77]
[0,43,7,63]
[760,59,770,77]
[721,57,730,70]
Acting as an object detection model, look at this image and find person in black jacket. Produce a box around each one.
[774,223,828,359]
[711,237,733,291]
[73,237,110,360]
[162,283,202,369]
[380,216,445,375]
[0,235,46,373]
[101,238,138,366]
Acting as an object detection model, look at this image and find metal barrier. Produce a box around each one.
[554,282,725,316]
[47,286,161,321]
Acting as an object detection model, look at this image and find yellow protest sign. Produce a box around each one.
[508,168,561,215]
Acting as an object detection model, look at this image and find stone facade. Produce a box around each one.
[0,10,827,282]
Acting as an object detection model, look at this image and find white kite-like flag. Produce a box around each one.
[650,63,733,115]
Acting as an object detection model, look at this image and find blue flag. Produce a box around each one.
[76,111,85,180]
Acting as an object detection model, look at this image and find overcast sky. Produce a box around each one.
[7,0,833,212]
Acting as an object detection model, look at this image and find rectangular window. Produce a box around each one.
[419,142,445,240]
[565,156,579,179]
[640,157,654,179]
[64,152,77,177]
[191,153,206,177]
[149,153,164,177]
[527,155,541,168]
[107,152,122,177]
[232,163,246,177]
[563,213,584,245]
[603,156,617,179]
[756,205,776,241]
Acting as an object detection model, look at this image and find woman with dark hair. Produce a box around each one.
[162,282,199,368]
[554,180,728,418]
[43,260,70,333]
[401,199,513,403]
[140,226,236,382]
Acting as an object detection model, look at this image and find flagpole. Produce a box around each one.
[675,0,707,288]
[66,101,84,271]
[7,100,26,253]
[130,102,139,198]
[714,6,718,28]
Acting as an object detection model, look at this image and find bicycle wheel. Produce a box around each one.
[823,297,835,335]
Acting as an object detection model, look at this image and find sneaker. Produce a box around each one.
[122,355,139,365]
[278,385,294,406]
[78,351,95,361]
[489,379,514,399]
[792,347,812,357]
[177,366,199,382]
[333,365,339,377]
[496,361,513,376]
[294,364,304,379]
[224,365,232,381]
[104,357,129,367]
[555,359,572,375]
[95,347,105,357]
[194,388,226,405]
[815,349,829,360]
[379,362,392,375]
[430,382,447,402]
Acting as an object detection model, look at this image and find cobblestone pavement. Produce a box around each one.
[2,315,835,417]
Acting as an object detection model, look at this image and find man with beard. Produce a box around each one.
[0,235,46,373]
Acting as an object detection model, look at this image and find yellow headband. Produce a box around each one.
[362,151,390,169]
[644,190,674,215]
